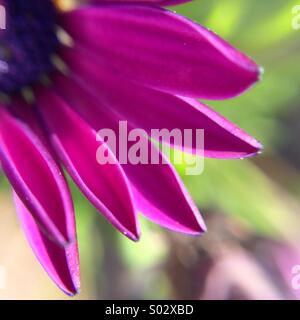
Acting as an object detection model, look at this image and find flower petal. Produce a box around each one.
[127,149,207,235]
[90,0,192,6]
[14,193,80,296]
[52,74,205,235]
[35,88,140,241]
[61,46,262,158]
[0,104,75,246]
[60,4,260,99]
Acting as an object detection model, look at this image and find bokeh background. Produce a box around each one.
[1,0,300,299]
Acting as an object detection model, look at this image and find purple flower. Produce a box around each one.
[0,0,262,295]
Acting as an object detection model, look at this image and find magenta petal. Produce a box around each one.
[35,88,140,241]
[52,75,205,235]
[90,0,192,6]
[0,104,75,246]
[60,47,262,158]
[60,5,260,99]
[127,150,207,235]
[14,193,80,296]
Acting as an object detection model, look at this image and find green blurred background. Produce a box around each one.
[1,0,300,299]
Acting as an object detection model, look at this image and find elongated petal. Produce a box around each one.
[61,46,262,158]
[35,88,140,241]
[52,75,205,235]
[14,193,80,296]
[0,104,75,246]
[60,5,260,99]
[127,149,207,234]
[91,0,192,6]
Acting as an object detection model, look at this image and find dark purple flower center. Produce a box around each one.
[0,0,59,94]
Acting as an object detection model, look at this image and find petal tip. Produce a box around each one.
[64,286,81,297]
[245,139,264,158]
[258,65,265,79]
[124,229,141,242]
[193,217,207,235]
[249,64,264,86]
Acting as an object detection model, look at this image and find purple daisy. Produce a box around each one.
[0,0,262,295]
